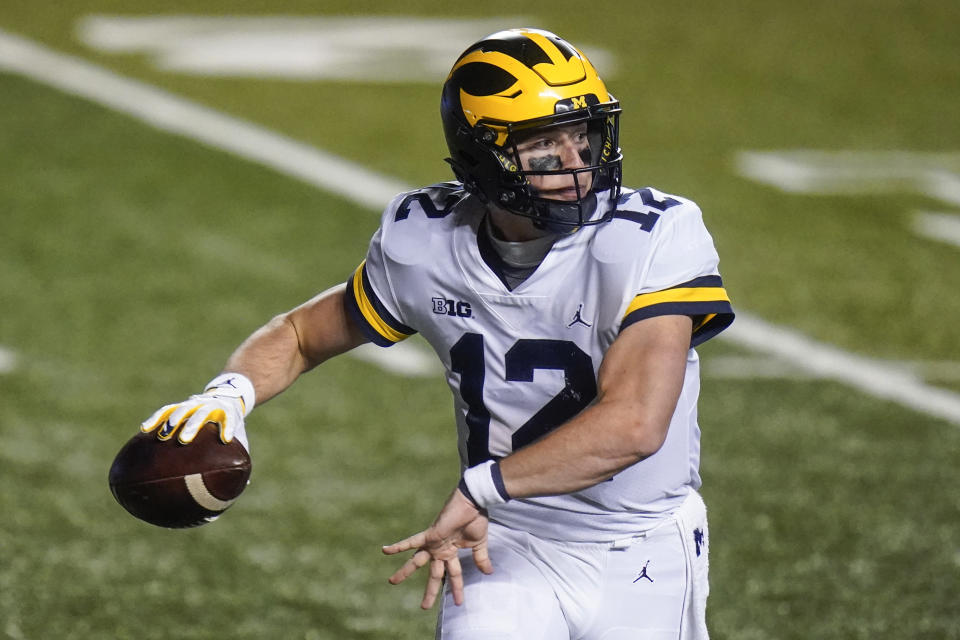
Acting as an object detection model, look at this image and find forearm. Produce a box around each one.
[222,284,367,406]
[497,314,692,500]
[222,314,307,405]
[498,398,668,498]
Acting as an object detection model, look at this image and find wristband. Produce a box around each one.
[461,460,511,509]
[204,372,256,417]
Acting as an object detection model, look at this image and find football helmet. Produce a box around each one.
[441,28,622,229]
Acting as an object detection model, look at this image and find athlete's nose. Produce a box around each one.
[558,137,587,169]
[557,135,591,195]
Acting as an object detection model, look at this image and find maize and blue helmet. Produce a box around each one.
[441,28,623,229]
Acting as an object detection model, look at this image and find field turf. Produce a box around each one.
[1,2,958,638]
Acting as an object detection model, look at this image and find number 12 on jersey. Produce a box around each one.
[450,333,598,466]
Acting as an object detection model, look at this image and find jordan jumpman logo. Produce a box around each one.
[567,303,592,328]
[633,561,654,583]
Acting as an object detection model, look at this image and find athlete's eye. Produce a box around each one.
[524,138,553,151]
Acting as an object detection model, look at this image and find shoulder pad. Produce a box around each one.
[609,187,696,231]
[380,183,470,266]
[616,187,690,212]
[392,182,467,222]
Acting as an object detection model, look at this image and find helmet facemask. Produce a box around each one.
[446,103,622,232]
[498,106,621,231]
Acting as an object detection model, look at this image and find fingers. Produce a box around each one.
[441,556,464,608]
[382,531,427,556]
[384,544,475,609]
[388,549,431,585]
[383,531,454,609]
[140,399,238,444]
[156,404,199,441]
[471,542,494,575]
[415,559,442,609]
[179,407,229,444]
[385,508,490,608]
[391,555,462,610]
[382,531,434,587]
[140,404,177,434]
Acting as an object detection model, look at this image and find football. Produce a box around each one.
[109,422,251,528]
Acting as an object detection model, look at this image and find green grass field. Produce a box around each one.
[1,2,958,638]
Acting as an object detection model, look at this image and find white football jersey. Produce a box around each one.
[345,182,734,542]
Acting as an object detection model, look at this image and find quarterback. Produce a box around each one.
[141,28,734,639]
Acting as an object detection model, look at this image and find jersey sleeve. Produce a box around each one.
[343,204,417,347]
[343,182,465,347]
[619,191,734,347]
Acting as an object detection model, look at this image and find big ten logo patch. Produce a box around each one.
[433,297,472,318]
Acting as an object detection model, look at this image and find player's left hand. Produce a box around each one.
[382,486,493,609]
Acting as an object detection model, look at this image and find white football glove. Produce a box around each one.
[141,373,255,451]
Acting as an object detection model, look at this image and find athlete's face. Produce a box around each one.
[513,122,593,201]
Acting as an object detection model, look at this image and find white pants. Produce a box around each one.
[436,491,710,640]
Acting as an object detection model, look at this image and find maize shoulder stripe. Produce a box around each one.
[344,262,415,346]
[620,275,734,347]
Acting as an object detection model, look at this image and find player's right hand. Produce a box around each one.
[140,373,254,450]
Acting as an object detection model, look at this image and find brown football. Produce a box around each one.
[109,422,251,528]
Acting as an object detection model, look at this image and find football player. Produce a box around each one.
[141,28,734,639]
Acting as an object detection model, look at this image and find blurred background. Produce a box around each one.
[1,1,958,638]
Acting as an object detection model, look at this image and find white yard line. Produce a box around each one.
[913,211,960,250]
[0,27,408,210]
[75,15,539,83]
[351,341,441,377]
[0,346,17,374]
[723,313,960,425]
[2,27,958,424]
[735,150,960,207]
[706,354,960,383]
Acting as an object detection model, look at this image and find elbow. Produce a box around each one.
[286,313,316,372]
[269,311,313,372]
[623,415,670,461]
